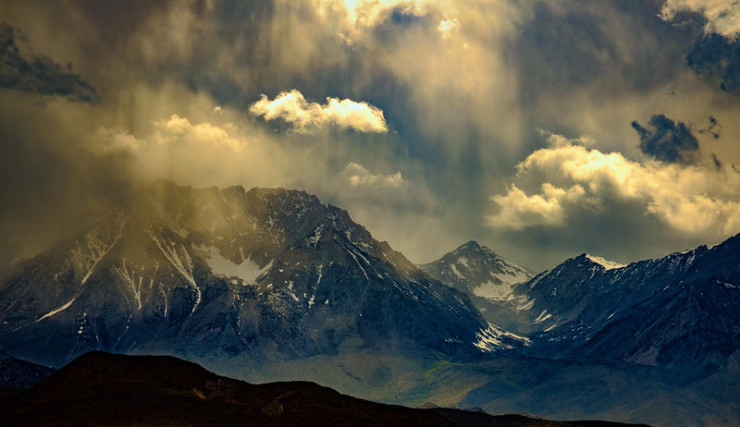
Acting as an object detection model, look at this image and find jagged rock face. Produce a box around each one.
[421,241,533,301]
[421,241,535,332]
[0,181,485,367]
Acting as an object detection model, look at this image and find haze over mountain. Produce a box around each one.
[0,181,490,368]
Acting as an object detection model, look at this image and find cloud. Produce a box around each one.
[660,0,740,38]
[487,133,740,237]
[315,0,431,42]
[437,17,460,40]
[631,114,700,164]
[152,114,246,151]
[3,0,740,271]
[685,33,740,95]
[0,23,98,103]
[341,162,406,189]
[249,89,388,133]
[488,183,584,230]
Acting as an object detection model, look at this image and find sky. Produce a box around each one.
[1,0,740,272]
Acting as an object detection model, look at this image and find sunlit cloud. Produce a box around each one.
[437,17,460,40]
[488,184,584,230]
[661,0,740,37]
[341,162,406,189]
[488,133,740,236]
[249,89,388,133]
[153,114,246,151]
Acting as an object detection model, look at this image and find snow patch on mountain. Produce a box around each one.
[474,324,530,351]
[585,254,625,270]
[201,245,270,283]
[471,267,532,302]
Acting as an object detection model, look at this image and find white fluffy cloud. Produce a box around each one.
[661,0,740,37]
[341,162,407,189]
[490,183,585,230]
[488,133,740,236]
[249,90,388,133]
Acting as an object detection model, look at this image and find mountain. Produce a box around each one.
[0,352,645,427]
[0,180,490,367]
[421,241,534,332]
[519,237,740,369]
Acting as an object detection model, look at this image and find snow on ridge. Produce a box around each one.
[585,254,625,270]
[473,323,530,352]
[148,230,200,314]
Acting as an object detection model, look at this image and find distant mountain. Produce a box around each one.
[425,235,740,371]
[0,181,490,367]
[520,237,740,369]
[421,241,534,332]
[0,351,647,426]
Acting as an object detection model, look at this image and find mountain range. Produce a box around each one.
[427,238,740,371]
[0,181,738,425]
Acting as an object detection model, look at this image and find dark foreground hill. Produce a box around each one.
[0,351,645,427]
[0,357,55,391]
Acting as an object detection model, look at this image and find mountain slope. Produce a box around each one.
[0,181,487,367]
[421,241,534,331]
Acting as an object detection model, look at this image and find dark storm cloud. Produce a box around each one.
[698,115,722,139]
[506,0,691,104]
[711,153,722,170]
[0,23,98,103]
[631,114,700,164]
[686,33,740,96]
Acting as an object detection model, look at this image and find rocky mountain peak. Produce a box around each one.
[0,182,487,367]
